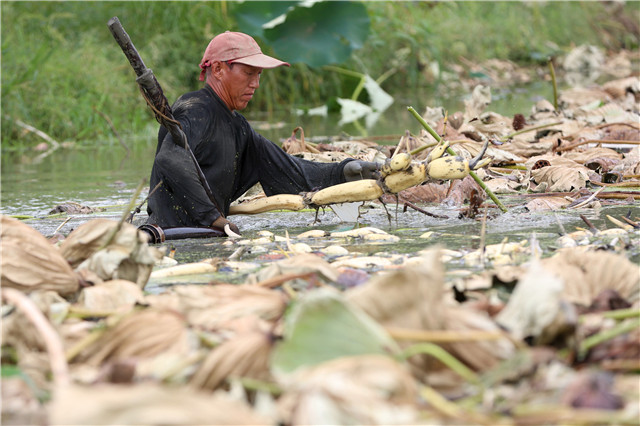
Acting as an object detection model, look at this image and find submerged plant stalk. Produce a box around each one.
[548,58,558,110]
[407,106,508,212]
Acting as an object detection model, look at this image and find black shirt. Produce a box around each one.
[147,85,351,228]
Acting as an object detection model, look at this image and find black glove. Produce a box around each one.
[343,160,381,182]
[211,216,241,237]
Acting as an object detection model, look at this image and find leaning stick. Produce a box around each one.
[407,106,508,213]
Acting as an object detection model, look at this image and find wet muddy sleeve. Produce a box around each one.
[247,129,353,195]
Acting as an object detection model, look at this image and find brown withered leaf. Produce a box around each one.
[281,126,320,155]
[563,147,623,164]
[496,261,578,346]
[583,157,622,173]
[277,355,419,426]
[541,249,640,307]
[602,76,639,99]
[250,253,340,285]
[524,196,573,211]
[173,284,288,332]
[75,308,191,366]
[49,383,271,425]
[76,279,146,313]
[441,305,516,371]
[501,135,556,158]
[2,290,69,354]
[383,182,449,204]
[59,219,163,288]
[347,249,515,379]
[59,219,120,267]
[530,165,590,192]
[189,330,274,390]
[1,215,79,296]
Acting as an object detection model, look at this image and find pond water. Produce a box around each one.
[2,81,637,286]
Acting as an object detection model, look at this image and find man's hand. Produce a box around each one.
[343,160,381,182]
[211,216,241,237]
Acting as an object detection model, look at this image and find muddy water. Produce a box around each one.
[2,82,637,290]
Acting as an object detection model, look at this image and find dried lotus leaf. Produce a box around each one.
[0,215,79,295]
[542,249,640,306]
[439,306,515,372]
[189,331,273,390]
[530,165,590,192]
[2,290,69,354]
[174,284,288,331]
[248,253,340,286]
[496,261,577,346]
[59,219,119,267]
[76,279,145,313]
[59,219,153,268]
[76,308,191,366]
[77,248,158,289]
[277,355,419,426]
[346,250,445,330]
[50,383,271,425]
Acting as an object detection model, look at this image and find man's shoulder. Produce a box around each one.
[173,88,211,110]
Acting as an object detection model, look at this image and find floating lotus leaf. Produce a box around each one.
[271,288,400,377]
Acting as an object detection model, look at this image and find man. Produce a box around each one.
[146,31,378,235]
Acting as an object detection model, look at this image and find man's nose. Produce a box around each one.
[249,74,260,88]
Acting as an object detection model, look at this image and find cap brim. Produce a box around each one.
[231,53,290,69]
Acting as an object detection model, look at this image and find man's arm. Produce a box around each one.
[153,134,222,227]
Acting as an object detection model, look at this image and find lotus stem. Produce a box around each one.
[100,178,146,249]
[385,326,504,342]
[398,342,480,385]
[500,120,564,143]
[408,106,508,213]
[548,58,558,110]
[579,318,640,359]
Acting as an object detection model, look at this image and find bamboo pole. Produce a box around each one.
[408,106,508,212]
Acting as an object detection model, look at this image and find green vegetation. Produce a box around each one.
[1,1,637,148]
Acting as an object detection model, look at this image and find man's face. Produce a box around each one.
[219,62,262,111]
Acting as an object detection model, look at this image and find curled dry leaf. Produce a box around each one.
[441,305,516,372]
[59,219,124,267]
[562,147,623,164]
[2,290,69,355]
[530,165,590,192]
[249,253,339,284]
[277,355,419,426]
[0,215,79,296]
[347,249,515,378]
[496,261,578,346]
[59,219,163,288]
[172,284,288,332]
[74,308,192,366]
[76,279,146,313]
[49,383,271,425]
[189,330,274,391]
[541,249,640,307]
[525,196,573,211]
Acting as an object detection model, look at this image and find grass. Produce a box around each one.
[1,1,637,148]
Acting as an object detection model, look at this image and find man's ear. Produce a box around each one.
[210,60,224,79]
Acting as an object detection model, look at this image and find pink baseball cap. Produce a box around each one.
[199,31,290,81]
